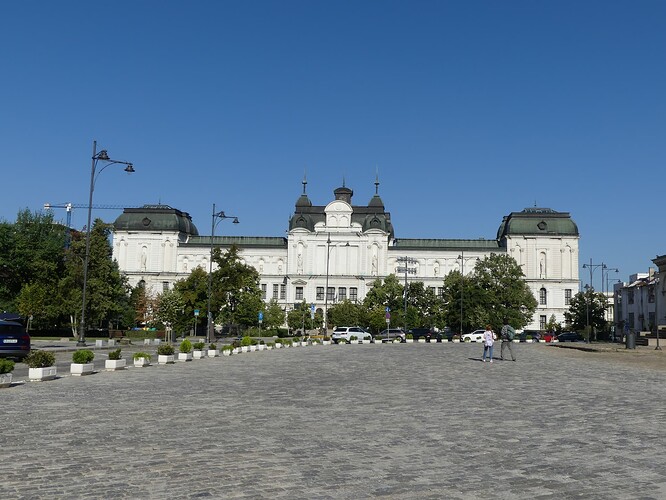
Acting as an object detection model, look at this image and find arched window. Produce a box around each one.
[539,287,547,305]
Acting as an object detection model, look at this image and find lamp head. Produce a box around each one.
[96,150,110,161]
[124,163,135,173]
[232,218,239,224]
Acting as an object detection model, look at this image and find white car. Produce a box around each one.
[331,326,373,344]
[461,329,486,342]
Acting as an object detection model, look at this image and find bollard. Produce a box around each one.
[626,331,636,349]
[95,339,104,348]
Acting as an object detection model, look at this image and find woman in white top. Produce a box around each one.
[482,324,495,363]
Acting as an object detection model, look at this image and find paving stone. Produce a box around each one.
[1,342,665,499]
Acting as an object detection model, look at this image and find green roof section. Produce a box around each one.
[391,239,500,251]
[185,236,287,249]
[114,205,199,235]
[497,207,579,239]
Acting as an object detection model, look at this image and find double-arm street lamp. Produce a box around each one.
[207,203,239,343]
[582,258,605,343]
[78,141,134,346]
[323,233,349,333]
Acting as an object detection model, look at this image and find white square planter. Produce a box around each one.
[257,344,266,351]
[452,339,460,343]
[275,343,283,348]
[222,349,232,356]
[265,345,273,350]
[178,352,193,362]
[95,339,104,348]
[0,373,13,388]
[241,346,249,352]
[158,354,175,364]
[322,340,331,345]
[70,363,95,376]
[362,339,371,344]
[232,347,241,354]
[105,359,126,371]
[526,339,533,343]
[513,339,520,343]
[144,339,151,345]
[406,339,414,343]
[133,357,151,367]
[248,345,257,352]
[207,349,220,357]
[108,339,116,347]
[193,350,206,359]
[418,339,426,343]
[29,366,57,381]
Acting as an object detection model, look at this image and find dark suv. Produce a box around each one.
[408,327,442,342]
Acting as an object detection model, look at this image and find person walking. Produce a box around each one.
[500,317,516,361]
[482,324,495,363]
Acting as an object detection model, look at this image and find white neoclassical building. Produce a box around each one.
[112,179,580,331]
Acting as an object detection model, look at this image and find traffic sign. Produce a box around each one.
[194,309,199,317]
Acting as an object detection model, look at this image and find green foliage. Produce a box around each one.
[263,299,285,331]
[287,301,318,332]
[564,289,608,339]
[24,350,56,368]
[179,339,193,353]
[328,300,367,331]
[72,349,95,364]
[108,348,122,360]
[0,359,15,374]
[133,352,152,361]
[153,289,185,331]
[406,333,413,339]
[208,343,217,350]
[221,344,234,352]
[157,344,175,355]
[240,335,254,346]
[546,314,561,333]
[193,342,205,350]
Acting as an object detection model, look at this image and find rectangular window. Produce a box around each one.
[327,287,335,302]
[649,312,656,329]
[628,290,634,304]
[565,289,572,305]
[280,284,286,300]
[295,286,304,301]
[350,287,358,302]
[162,281,169,292]
[338,287,346,301]
[437,287,444,298]
[649,286,655,303]
[272,284,279,300]
[316,287,324,300]
[539,315,547,330]
[261,284,267,300]
[427,286,435,294]
[539,288,547,306]
[628,312,635,329]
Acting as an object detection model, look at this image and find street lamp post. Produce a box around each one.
[78,140,134,346]
[323,234,349,334]
[458,252,477,336]
[582,258,605,343]
[207,203,239,344]
[396,257,417,331]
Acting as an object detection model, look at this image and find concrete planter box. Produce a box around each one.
[0,373,13,388]
[322,340,331,345]
[257,344,266,351]
[207,349,219,357]
[418,339,426,343]
[222,350,232,356]
[232,347,241,354]
[275,343,283,348]
[452,339,460,343]
[29,366,57,381]
[144,339,152,345]
[70,363,95,376]
[362,339,372,344]
[248,345,257,352]
[108,339,116,347]
[95,339,105,348]
[105,359,126,371]
[193,350,206,359]
[158,355,175,364]
[133,357,150,368]
[513,339,520,343]
[178,352,193,362]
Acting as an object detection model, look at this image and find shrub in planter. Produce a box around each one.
[72,349,95,364]
[221,345,234,352]
[133,352,152,361]
[209,343,217,350]
[0,359,15,374]
[179,339,193,353]
[193,342,205,351]
[108,348,122,360]
[240,336,254,347]
[157,344,175,355]
[349,335,358,342]
[25,350,56,368]
[406,334,414,340]
[323,336,331,341]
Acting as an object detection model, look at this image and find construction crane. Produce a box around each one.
[44,202,133,249]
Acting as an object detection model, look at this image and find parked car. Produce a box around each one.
[0,319,31,360]
[331,326,373,344]
[461,329,486,342]
[376,328,407,343]
[407,328,433,341]
[557,331,584,342]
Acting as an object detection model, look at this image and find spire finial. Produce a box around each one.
[342,175,346,188]
[302,170,307,194]
[374,166,380,195]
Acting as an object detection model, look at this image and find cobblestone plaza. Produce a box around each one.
[2,342,665,499]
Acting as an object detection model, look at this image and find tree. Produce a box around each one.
[153,289,186,331]
[466,253,537,332]
[564,288,607,340]
[262,299,285,332]
[174,266,209,335]
[440,269,487,334]
[363,274,406,328]
[327,300,367,330]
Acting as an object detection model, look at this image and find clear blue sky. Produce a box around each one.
[1,1,664,291]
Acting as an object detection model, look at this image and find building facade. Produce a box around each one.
[112,181,580,331]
